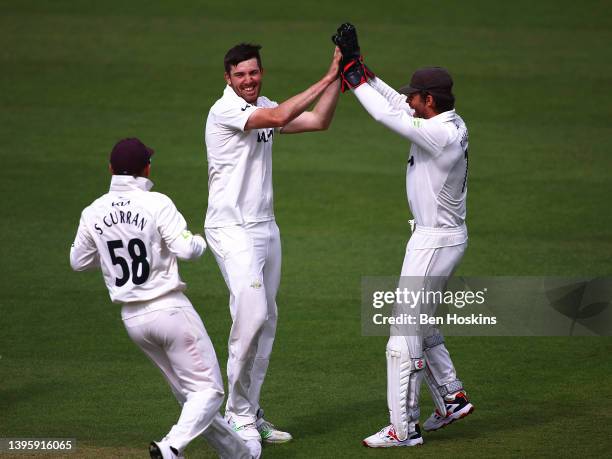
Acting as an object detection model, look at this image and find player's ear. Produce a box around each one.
[224,72,231,86]
[143,164,151,178]
[109,164,114,175]
[426,94,438,113]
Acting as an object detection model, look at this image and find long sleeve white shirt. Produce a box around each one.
[355,78,469,230]
[70,175,205,304]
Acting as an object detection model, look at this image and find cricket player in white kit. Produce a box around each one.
[70,138,260,459]
[332,24,474,447]
[204,43,341,444]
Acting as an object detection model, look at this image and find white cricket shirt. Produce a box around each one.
[204,85,278,228]
[356,79,469,227]
[70,175,205,305]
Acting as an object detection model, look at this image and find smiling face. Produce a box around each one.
[224,58,263,104]
[408,92,436,119]
[407,92,426,118]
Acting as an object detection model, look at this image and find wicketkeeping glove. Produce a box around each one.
[332,22,361,60]
[331,22,375,92]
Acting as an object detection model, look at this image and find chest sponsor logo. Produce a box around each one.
[257,129,274,143]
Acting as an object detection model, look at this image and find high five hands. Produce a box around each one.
[332,23,375,92]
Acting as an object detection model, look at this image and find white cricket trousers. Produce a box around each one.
[123,303,252,458]
[395,240,467,357]
[387,230,467,432]
[205,220,281,425]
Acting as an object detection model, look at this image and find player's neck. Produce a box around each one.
[423,108,439,119]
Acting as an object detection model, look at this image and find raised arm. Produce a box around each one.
[244,48,341,130]
[353,83,445,153]
[280,76,340,134]
[369,77,412,114]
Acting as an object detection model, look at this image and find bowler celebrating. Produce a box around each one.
[332,24,474,447]
[204,43,341,445]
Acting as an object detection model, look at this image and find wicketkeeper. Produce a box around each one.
[332,23,475,447]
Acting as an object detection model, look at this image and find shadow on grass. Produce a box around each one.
[286,393,566,448]
[288,397,386,436]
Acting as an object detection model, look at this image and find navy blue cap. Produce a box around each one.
[399,67,453,96]
[109,138,154,175]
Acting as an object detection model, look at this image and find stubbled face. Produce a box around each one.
[224,58,263,104]
[408,92,427,118]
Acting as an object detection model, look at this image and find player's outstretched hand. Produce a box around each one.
[325,46,342,83]
[332,22,360,60]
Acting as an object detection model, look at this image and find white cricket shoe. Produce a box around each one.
[423,391,474,432]
[256,408,293,444]
[149,440,183,459]
[226,414,262,442]
[245,439,262,459]
[362,424,423,448]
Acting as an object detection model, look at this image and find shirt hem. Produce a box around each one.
[120,290,192,320]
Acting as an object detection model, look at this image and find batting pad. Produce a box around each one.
[386,336,423,440]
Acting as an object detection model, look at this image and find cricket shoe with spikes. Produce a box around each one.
[362,424,423,448]
[423,390,474,432]
[256,408,293,443]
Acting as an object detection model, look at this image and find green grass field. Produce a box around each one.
[1,1,611,457]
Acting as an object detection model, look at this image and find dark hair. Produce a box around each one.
[422,91,455,113]
[224,43,262,73]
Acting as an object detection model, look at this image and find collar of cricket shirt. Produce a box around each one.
[109,175,153,192]
[431,109,456,122]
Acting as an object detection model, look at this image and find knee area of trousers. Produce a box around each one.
[249,305,268,328]
[186,387,224,408]
[424,332,445,351]
[236,284,268,321]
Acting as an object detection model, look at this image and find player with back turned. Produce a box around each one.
[332,24,475,447]
[70,138,261,459]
